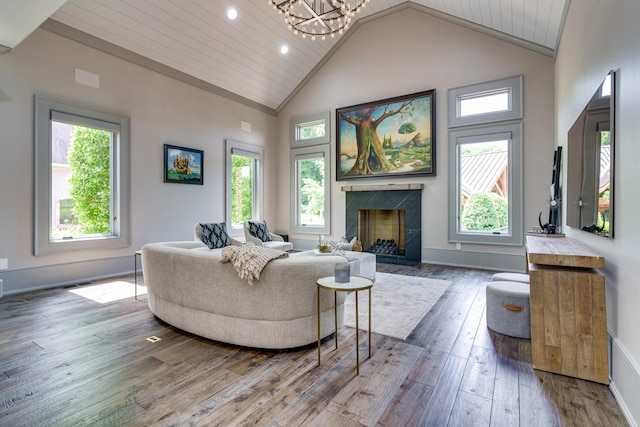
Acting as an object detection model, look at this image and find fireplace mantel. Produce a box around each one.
[341,183,424,192]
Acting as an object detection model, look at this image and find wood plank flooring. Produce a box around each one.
[0,263,629,426]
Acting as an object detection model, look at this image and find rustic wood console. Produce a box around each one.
[525,235,609,384]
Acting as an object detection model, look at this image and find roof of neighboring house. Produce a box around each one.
[461,151,508,198]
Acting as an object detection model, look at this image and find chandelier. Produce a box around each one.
[269,0,370,40]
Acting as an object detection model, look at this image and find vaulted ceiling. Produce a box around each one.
[3,0,569,114]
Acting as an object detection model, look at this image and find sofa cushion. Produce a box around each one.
[199,222,231,249]
[248,220,272,242]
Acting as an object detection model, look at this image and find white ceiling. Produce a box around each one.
[4,0,569,113]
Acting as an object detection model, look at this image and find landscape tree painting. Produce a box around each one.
[336,90,435,180]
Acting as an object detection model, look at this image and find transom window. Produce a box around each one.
[296,119,326,141]
[290,111,330,148]
[459,89,510,117]
[448,75,522,128]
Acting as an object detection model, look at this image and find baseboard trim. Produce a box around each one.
[289,240,527,272]
[0,256,135,295]
[609,334,640,427]
[422,247,526,272]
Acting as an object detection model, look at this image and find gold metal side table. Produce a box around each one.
[134,250,142,300]
[317,275,373,375]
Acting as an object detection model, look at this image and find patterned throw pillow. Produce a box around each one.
[248,220,272,242]
[199,222,231,249]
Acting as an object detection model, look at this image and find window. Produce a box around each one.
[459,89,510,117]
[226,139,263,233]
[290,112,331,235]
[34,96,130,255]
[290,112,330,148]
[290,145,330,234]
[448,123,523,245]
[448,75,522,127]
[448,76,524,246]
[296,120,326,141]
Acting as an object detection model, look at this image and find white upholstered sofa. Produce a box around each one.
[141,241,374,349]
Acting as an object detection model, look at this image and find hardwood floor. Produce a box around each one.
[0,263,628,426]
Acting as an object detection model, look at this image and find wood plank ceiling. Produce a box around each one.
[47,0,568,113]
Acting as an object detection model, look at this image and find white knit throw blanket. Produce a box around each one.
[220,243,289,285]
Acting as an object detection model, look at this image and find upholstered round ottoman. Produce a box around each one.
[486,281,531,339]
[491,272,530,284]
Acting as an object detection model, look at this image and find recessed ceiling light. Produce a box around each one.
[227,8,238,20]
[280,45,289,54]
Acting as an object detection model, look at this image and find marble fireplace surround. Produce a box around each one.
[343,184,423,266]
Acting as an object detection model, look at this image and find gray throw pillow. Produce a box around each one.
[199,222,231,249]
[248,220,272,242]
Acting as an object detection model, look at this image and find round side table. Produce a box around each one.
[317,275,374,375]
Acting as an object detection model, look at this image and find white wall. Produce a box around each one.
[276,7,555,270]
[556,1,640,424]
[0,28,277,293]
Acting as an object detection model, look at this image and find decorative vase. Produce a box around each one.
[335,263,350,283]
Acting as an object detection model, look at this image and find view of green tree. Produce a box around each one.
[231,154,254,226]
[299,123,325,140]
[298,158,324,223]
[67,126,111,234]
[460,192,508,231]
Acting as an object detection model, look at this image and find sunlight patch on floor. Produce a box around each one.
[69,280,146,303]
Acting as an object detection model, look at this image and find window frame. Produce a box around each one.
[290,145,331,235]
[225,139,264,235]
[290,112,330,148]
[448,75,523,128]
[34,96,130,255]
[448,122,523,246]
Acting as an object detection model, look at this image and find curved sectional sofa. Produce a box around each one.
[141,241,375,349]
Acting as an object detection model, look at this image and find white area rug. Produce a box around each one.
[343,272,451,340]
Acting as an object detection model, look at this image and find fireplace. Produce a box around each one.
[358,209,406,256]
[344,184,422,266]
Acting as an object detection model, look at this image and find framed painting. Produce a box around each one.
[164,144,204,185]
[336,89,436,180]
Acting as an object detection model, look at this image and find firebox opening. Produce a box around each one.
[358,209,406,256]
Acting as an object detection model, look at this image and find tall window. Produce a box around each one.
[226,140,263,233]
[290,112,331,234]
[447,77,523,246]
[290,146,330,234]
[34,96,130,255]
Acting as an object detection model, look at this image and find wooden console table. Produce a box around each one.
[525,235,609,384]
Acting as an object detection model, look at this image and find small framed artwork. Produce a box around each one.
[164,144,203,185]
[336,89,436,180]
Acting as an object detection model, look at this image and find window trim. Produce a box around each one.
[290,145,331,235]
[448,76,523,128]
[290,111,330,148]
[225,139,264,235]
[34,96,130,255]
[448,122,523,246]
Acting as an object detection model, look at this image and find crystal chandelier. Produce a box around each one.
[269,0,370,40]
